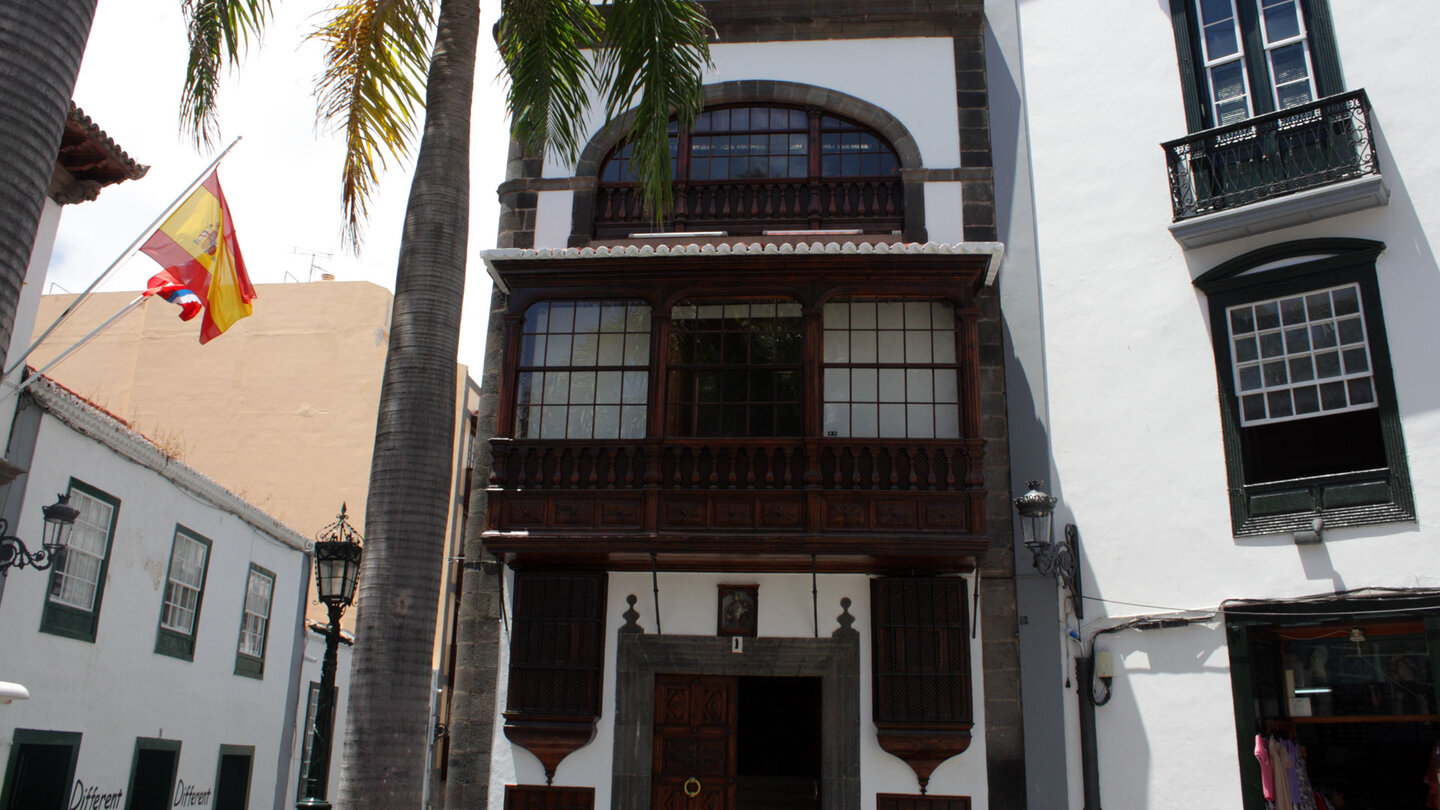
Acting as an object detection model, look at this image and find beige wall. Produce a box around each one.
[28,280,477,630]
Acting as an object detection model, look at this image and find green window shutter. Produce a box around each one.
[1300,0,1345,96]
[154,527,213,662]
[1169,0,1209,132]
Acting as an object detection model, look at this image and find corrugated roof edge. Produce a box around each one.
[481,240,1006,293]
[25,374,310,553]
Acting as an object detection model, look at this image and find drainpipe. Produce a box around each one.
[1075,654,1102,810]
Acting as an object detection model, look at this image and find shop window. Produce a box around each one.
[40,480,120,642]
[666,299,804,438]
[234,565,275,678]
[515,301,650,440]
[1195,239,1413,535]
[823,300,961,439]
[155,527,212,660]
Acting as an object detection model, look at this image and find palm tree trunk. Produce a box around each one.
[0,0,97,365]
[336,0,478,805]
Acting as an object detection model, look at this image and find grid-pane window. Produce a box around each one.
[515,301,651,440]
[239,568,274,658]
[296,682,323,799]
[822,300,960,439]
[48,487,115,611]
[819,116,900,178]
[161,532,208,634]
[1227,284,1375,426]
[667,300,804,438]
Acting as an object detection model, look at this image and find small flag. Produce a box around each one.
[139,171,256,343]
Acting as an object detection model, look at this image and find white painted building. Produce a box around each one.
[1009,0,1440,807]
[0,376,311,809]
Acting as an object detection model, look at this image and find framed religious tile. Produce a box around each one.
[717,584,759,637]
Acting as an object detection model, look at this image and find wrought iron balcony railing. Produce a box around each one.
[1164,90,1378,221]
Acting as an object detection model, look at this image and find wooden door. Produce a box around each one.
[652,675,737,810]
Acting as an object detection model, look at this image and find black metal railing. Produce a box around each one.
[1164,89,1378,221]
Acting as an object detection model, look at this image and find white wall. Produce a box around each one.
[486,571,989,810]
[530,37,966,249]
[1017,1,1440,806]
[0,412,307,808]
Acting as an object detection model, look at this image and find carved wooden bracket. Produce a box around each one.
[502,715,600,785]
[874,722,973,794]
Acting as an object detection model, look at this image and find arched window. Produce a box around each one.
[595,105,904,237]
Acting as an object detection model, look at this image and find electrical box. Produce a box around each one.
[1095,649,1114,679]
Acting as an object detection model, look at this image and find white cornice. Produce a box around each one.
[482,240,1006,293]
[25,376,310,552]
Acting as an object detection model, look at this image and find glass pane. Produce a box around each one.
[934,370,960,402]
[1310,322,1337,349]
[1337,317,1365,345]
[620,406,646,439]
[879,404,906,437]
[622,371,648,404]
[1262,0,1301,42]
[1348,378,1375,405]
[906,369,933,402]
[852,332,877,363]
[823,302,848,328]
[597,371,622,403]
[824,369,849,401]
[1267,390,1293,418]
[570,371,596,404]
[1239,365,1262,391]
[1342,348,1369,374]
[1283,327,1309,354]
[878,369,905,402]
[853,368,878,402]
[545,335,572,365]
[1305,292,1332,320]
[540,406,566,438]
[1293,385,1320,414]
[548,302,574,333]
[1242,394,1267,421]
[824,330,848,362]
[1235,336,1259,362]
[935,404,961,439]
[851,404,878,437]
[824,403,849,437]
[598,334,624,365]
[1275,81,1314,110]
[1204,20,1239,59]
[1263,361,1288,386]
[1198,0,1234,25]
[850,301,876,329]
[878,331,904,363]
[1211,61,1247,103]
[1230,306,1255,335]
[907,405,935,439]
[594,405,620,438]
[543,372,570,403]
[1259,332,1284,358]
[1269,43,1310,85]
[1288,357,1315,383]
[1255,301,1280,330]
[1319,381,1347,409]
[1333,287,1360,315]
[1314,351,1341,378]
[1217,97,1250,126]
[905,330,932,363]
[624,334,649,365]
[572,334,599,365]
[932,331,957,363]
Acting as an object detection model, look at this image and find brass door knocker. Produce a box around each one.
[682,777,702,798]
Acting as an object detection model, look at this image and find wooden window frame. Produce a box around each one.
[1196,238,1413,536]
[515,300,652,440]
[39,479,120,643]
[234,564,276,679]
[154,526,213,661]
[1171,0,1342,133]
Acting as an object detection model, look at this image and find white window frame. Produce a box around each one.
[1256,0,1318,111]
[160,530,209,635]
[238,567,275,659]
[47,487,116,611]
[1196,0,1254,126]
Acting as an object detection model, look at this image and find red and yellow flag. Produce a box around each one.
[139,172,256,344]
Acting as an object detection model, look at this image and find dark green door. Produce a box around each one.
[126,747,178,810]
[3,741,75,810]
[213,752,252,810]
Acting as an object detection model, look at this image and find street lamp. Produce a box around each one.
[0,494,81,576]
[1013,480,1081,618]
[298,504,363,810]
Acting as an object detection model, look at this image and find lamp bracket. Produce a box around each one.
[0,519,65,575]
[1029,523,1083,619]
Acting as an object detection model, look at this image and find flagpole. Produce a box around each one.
[13,295,149,397]
[5,137,244,377]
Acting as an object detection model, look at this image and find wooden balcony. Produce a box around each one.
[594,177,905,238]
[484,436,987,573]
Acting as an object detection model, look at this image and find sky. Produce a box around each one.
[51,0,509,371]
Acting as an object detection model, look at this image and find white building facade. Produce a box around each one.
[1013,0,1440,807]
[0,377,312,810]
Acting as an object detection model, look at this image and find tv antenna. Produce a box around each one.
[291,248,334,283]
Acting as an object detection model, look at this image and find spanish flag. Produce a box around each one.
[139,172,255,343]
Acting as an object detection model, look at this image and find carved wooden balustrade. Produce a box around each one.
[486,437,987,568]
[594,177,904,237]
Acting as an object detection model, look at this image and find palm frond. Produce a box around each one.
[179,0,274,147]
[593,0,712,225]
[310,0,435,252]
[498,0,603,164]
